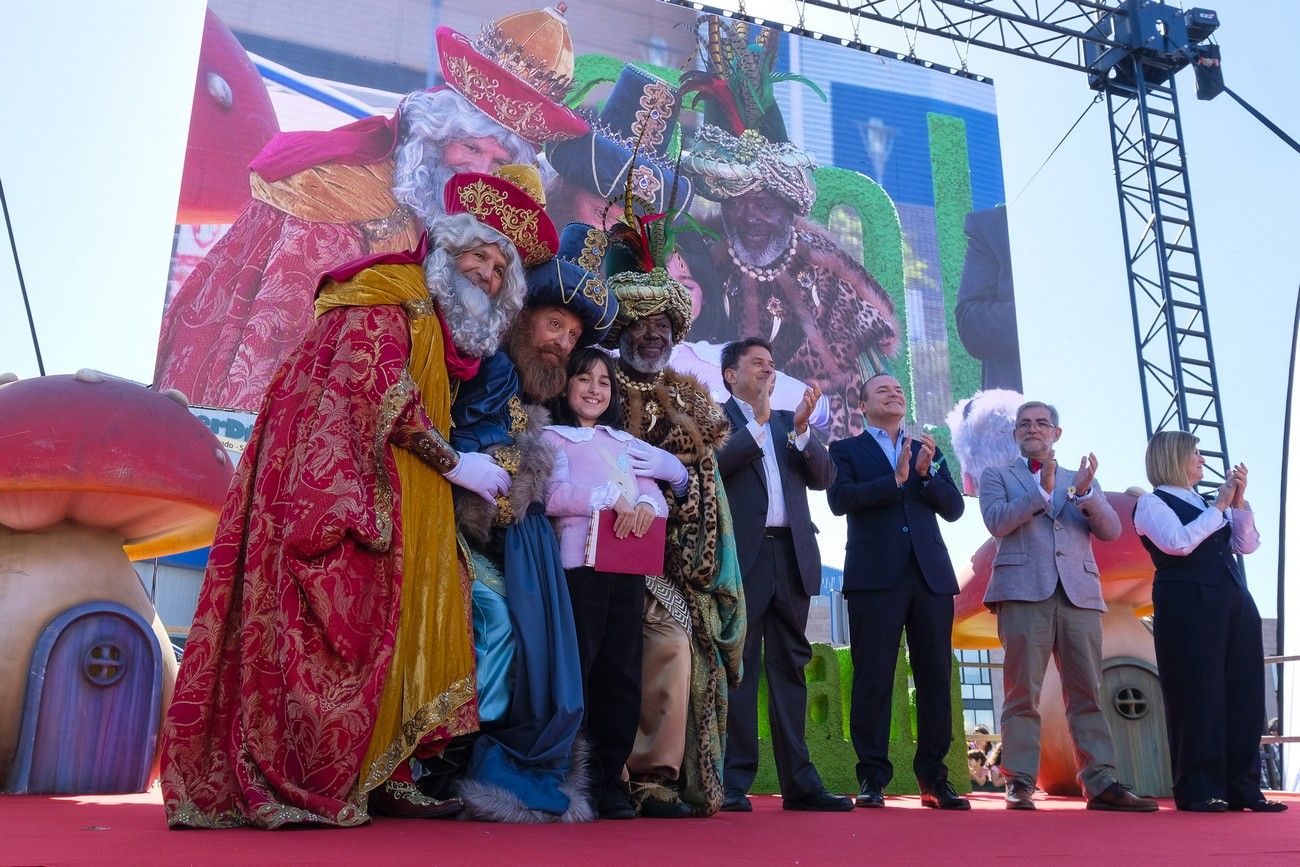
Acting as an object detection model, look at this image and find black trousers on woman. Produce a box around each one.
[564,567,645,797]
[1152,578,1265,808]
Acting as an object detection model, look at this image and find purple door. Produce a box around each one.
[7,601,163,794]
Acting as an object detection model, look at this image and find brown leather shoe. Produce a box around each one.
[1005,781,1036,810]
[1086,782,1158,812]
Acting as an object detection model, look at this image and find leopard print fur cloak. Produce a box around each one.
[617,364,746,817]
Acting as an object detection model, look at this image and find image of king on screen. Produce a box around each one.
[157,1,1020,464]
[680,19,900,405]
[153,7,585,412]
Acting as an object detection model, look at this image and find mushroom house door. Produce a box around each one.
[7,602,163,794]
[1101,658,1173,798]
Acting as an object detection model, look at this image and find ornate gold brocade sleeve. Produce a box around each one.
[400,427,460,475]
[389,371,459,475]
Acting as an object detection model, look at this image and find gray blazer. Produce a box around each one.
[978,461,1122,611]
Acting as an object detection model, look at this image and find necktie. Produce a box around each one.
[1028,459,1042,474]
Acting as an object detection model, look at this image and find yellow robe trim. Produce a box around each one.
[251,160,421,251]
[316,264,478,796]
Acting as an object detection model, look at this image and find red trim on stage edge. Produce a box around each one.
[4,790,1299,865]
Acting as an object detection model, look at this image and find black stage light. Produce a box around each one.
[1193,42,1224,101]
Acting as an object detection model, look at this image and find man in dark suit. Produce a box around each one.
[827,373,968,810]
[716,338,853,813]
[955,207,1023,392]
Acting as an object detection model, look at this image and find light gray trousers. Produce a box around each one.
[996,585,1118,797]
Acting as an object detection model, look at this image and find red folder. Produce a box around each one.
[582,509,667,575]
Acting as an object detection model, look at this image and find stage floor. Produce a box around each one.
[5,790,1299,865]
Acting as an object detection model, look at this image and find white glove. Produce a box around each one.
[445,451,511,504]
[628,444,688,491]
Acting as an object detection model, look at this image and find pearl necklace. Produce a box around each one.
[726,230,798,283]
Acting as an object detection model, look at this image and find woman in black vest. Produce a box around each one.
[1133,431,1285,813]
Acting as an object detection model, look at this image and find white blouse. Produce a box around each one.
[1132,485,1260,557]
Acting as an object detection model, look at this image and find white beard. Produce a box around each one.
[392,146,456,232]
[618,329,671,376]
[724,217,795,268]
[426,258,505,358]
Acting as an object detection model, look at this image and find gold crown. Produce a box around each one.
[476,4,575,102]
[494,163,547,206]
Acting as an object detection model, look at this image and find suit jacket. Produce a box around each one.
[978,462,1122,611]
[827,431,965,594]
[955,207,1023,392]
[717,398,835,597]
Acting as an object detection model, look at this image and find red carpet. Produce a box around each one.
[4,790,1300,865]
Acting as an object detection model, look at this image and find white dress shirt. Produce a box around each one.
[1133,484,1260,556]
[735,396,809,528]
[1020,456,1094,503]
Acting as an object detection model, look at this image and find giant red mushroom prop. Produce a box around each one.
[0,371,234,788]
[952,489,1160,795]
[177,8,279,224]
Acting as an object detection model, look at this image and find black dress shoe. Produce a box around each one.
[639,796,695,819]
[1005,782,1036,811]
[597,787,637,820]
[855,783,886,808]
[921,780,971,811]
[1182,798,1230,813]
[1086,782,1158,812]
[721,792,753,813]
[1227,799,1288,813]
[783,788,855,812]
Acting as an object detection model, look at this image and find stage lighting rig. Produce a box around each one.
[1084,2,1221,97]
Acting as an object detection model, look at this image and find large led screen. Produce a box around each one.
[157,0,1019,482]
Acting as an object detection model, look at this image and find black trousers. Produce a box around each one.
[846,552,954,791]
[724,534,821,798]
[1152,577,1265,808]
[564,567,645,794]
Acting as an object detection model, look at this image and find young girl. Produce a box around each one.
[542,346,683,820]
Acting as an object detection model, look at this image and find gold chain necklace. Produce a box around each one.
[616,366,663,433]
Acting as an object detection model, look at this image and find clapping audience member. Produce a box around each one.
[1134,433,1285,813]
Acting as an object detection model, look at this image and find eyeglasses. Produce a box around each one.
[1015,419,1055,430]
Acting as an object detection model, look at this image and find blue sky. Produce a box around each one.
[1,0,1296,616]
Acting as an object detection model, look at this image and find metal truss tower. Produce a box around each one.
[1102,56,1228,490]
[668,0,1230,490]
